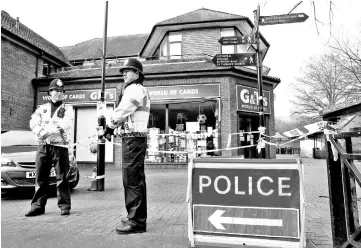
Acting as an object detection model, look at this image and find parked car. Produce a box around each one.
[1,130,79,192]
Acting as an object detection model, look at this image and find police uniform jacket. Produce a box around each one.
[109,83,150,135]
[30,103,74,146]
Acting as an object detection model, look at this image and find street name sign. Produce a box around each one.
[212,53,256,67]
[218,35,256,45]
[187,157,306,248]
[259,13,309,26]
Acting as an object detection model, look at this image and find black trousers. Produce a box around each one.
[122,136,147,227]
[31,144,71,211]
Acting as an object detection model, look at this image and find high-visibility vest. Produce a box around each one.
[110,83,150,134]
[29,103,73,146]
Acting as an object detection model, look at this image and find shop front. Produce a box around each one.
[145,83,220,164]
[236,85,272,158]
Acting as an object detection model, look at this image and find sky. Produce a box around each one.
[2,0,361,118]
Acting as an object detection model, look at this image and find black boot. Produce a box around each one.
[115,224,146,234]
[25,208,45,217]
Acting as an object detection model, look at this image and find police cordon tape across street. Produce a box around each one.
[65,120,343,161]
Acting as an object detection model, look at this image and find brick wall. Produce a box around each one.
[1,38,42,131]
[182,28,221,57]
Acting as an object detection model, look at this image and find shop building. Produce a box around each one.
[33,8,281,167]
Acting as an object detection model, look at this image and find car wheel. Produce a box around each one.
[69,170,80,190]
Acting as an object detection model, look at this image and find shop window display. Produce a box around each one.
[146,101,219,163]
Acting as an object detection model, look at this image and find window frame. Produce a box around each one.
[158,31,182,60]
[221,27,252,54]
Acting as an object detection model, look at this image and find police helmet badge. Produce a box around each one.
[56,80,63,87]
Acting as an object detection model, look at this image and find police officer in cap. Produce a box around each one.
[103,58,150,234]
[25,79,74,217]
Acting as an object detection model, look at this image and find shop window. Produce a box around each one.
[169,32,182,59]
[238,114,269,159]
[221,27,235,54]
[238,115,259,159]
[43,62,49,76]
[146,101,219,163]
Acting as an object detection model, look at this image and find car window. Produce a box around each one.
[1,130,38,147]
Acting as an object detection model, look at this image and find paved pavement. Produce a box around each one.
[2,157,360,248]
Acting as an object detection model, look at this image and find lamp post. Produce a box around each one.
[96,1,108,191]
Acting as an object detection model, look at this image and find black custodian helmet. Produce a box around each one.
[48,79,65,95]
[119,58,144,82]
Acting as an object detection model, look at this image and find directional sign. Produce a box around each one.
[212,53,256,67]
[218,35,256,45]
[193,205,299,238]
[259,13,309,26]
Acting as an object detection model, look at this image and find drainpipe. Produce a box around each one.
[35,55,39,77]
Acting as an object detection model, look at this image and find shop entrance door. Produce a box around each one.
[238,115,259,158]
[75,106,114,162]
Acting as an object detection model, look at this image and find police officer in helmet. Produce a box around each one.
[104,58,150,234]
[25,79,74,217]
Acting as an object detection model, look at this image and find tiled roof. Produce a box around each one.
[40,59,280,83]
[1,11,69,65]
[60,34,149,61]
[156,8,247,25]
[323,99,361,115]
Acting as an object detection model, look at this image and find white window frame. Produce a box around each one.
[169,31,182,59]
[221,27,236,54]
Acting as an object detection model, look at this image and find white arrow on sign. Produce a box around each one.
[208,210,283,230]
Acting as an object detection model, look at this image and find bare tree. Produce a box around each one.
[275,117,301,133]
[328,24,361,94]
[290,53,358,123]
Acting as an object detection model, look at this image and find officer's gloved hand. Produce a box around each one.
[103,126,115,142]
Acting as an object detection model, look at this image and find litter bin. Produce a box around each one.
[313,148,320,158]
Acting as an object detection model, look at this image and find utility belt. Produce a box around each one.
[38,141,69,146]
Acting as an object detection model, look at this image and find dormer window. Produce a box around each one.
[159,31,182,60]
[221,27,250,54]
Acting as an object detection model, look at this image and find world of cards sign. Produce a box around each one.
[189,158,305,247]
[212,53,256,67]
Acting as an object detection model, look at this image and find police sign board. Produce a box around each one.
[187,158,305,248]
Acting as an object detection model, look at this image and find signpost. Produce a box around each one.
[253,4,266,159]
[212,53,256,67]
[218,35,256,45]
[259,13,309,26]
[211,4,309,159]
[187,157,306,247]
